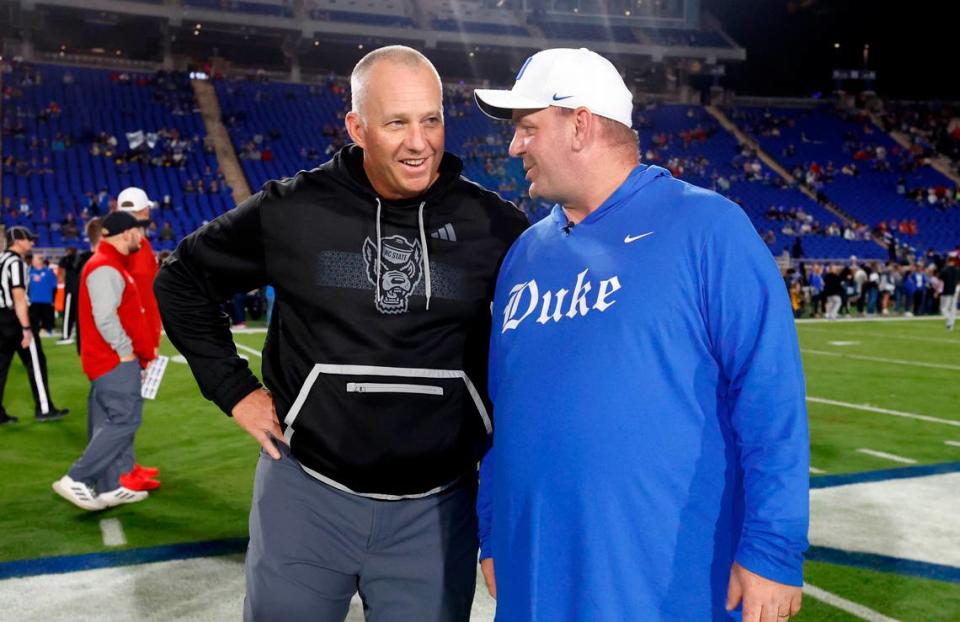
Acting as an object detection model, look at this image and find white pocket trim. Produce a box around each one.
[282,363,492,434]
[346,382,444,396]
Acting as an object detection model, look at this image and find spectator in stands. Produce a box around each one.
[790,237,803,259]
[158,222,175,243]
[28,254,57,336]
[62,212,80,241]
[17,196,31,217]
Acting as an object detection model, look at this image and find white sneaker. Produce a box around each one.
[98,486,148,507]
[53,475,106,511]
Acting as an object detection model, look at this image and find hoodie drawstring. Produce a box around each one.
[375,197,383,309]
[417,201,432,311]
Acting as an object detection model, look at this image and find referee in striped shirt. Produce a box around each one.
[1,226,69,424]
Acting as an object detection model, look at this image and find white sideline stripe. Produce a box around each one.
[945,440,960,448]
[802,348,960,372]
[99,518,126,547]
[806,396,960,428]
[809,466,826,474]
[803,583,901,622]
[856,448,917,465]
[800,327,960,346]
[795,315,942,324]
[234,343,263,358]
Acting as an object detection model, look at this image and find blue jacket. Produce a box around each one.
[28,266,57,304]
[478,165,809,621]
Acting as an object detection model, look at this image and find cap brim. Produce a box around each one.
[474,89,549,121]
[136,218,152,227]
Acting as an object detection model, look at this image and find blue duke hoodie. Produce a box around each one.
[477,165,809,621]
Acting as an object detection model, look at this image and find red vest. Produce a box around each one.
[78,243,153,381]
[127,237,162,349]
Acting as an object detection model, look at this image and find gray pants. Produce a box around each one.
[244,444,478,622]
[68,361,142,493]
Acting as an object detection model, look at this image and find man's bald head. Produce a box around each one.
[350,45,442,120]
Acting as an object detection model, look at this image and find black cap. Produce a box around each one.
[4,226,37,245]
[101,211,150,237]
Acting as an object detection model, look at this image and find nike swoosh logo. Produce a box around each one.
[552,93,574,101]
[624,232,655,243]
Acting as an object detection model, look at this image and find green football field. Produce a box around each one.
[0,319,957,620]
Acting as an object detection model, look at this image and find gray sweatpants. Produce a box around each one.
[243,444,478,622]
[68,361,142,493]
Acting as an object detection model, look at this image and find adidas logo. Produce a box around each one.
[430,223,457,242]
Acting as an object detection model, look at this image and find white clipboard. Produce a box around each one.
[141,355,169,400]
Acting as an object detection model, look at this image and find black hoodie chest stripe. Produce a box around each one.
[317,250,468,301]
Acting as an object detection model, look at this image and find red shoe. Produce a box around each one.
[133,464,159,478]
[119,471,161,491]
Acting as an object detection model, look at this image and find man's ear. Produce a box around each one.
[345,111,366,149]
[571,107,593,152]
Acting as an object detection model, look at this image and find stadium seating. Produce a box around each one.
[1,63,232,251]
[430,18,529,37]
[539,21,638,44]
[309,9,417,28]
[733,105,959,253]
[640,27,731,48]
[184,0,294,18]
[3,61,928,260]
[635,105,885,259]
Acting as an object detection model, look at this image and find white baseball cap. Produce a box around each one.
[474,48,633,128]
[117,187,154,212]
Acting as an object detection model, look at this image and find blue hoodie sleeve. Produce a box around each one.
[701,201,810,587]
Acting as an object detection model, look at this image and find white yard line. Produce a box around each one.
[801,349,960,372]
[795,316,942,324]
[234,344,263,358]
[855,448,917,465]
[99,519,126,547]
[806,397,960,428]
[800,327,960,346]
[809,466,827,474]
[803,584,902,622]
[945,440,960,448]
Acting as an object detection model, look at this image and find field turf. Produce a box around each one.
[0,318,957,620]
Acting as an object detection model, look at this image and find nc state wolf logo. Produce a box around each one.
[362,235,423,314]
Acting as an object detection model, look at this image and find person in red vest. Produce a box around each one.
[116,187,162,350]
[115,187,163,485]
[52,212,157,511]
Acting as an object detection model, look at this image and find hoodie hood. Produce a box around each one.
[324,144,467,312]
[550,163,673,230]
[328,144,465,208]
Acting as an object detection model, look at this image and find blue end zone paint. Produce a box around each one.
[810,461,960,489]
[0,538,247,580]
[808,546,960,583]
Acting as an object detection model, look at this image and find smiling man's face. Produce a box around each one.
[346,61,444,200]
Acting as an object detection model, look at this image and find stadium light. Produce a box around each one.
[833,42,840,49]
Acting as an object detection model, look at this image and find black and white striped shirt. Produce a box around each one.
[0,250,28,310]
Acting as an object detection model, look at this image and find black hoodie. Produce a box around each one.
[155,145,528,497]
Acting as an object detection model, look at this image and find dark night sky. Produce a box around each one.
[702,0,958,100]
